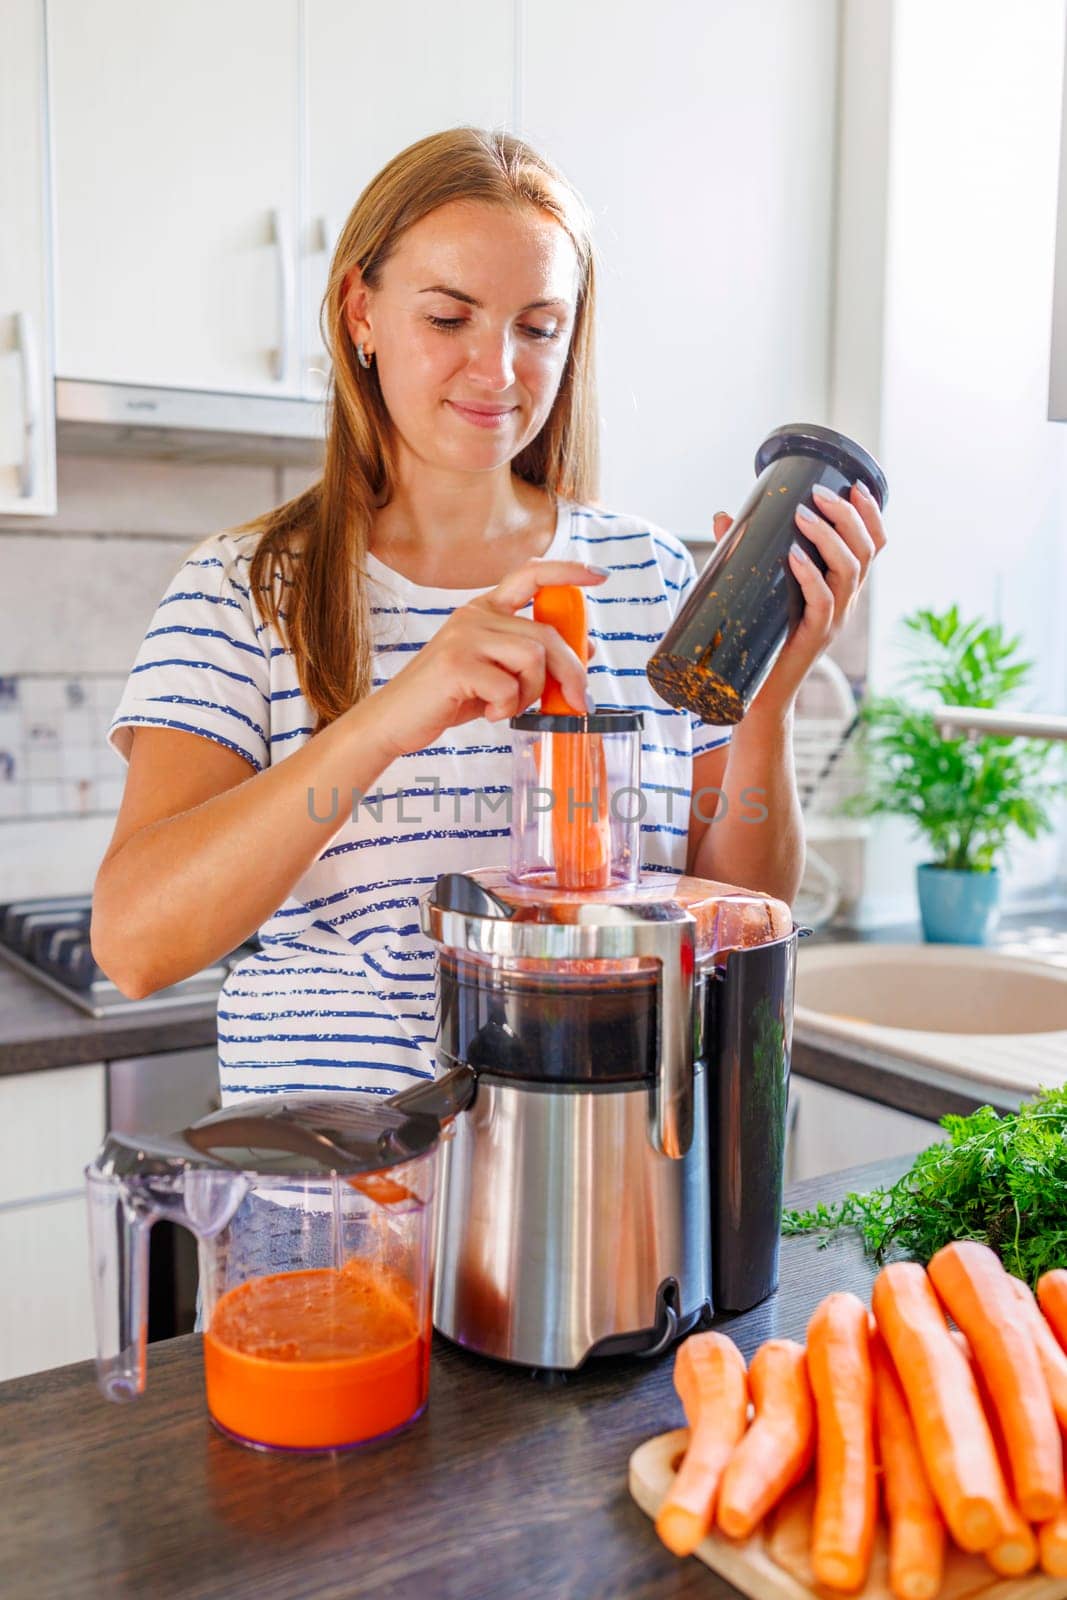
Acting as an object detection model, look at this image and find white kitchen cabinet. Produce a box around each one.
[785,1074,944,1186]
[0,1061,105,1380]
[520,0,839,532]
[300,0,515,396]
[0,1060,105,1207]
[0,0,56,515]
[0,1194,97,1379]
[48,0,302,396]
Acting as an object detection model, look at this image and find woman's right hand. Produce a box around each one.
[365,558,608,760]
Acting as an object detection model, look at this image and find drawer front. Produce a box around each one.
[0,1194,96,1380]
[0,1062,105,1207]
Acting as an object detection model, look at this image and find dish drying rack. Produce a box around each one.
[792,655,868,929]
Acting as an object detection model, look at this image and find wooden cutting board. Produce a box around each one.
[628,1428,1066,1600]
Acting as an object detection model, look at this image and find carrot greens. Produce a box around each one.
[781,1084,1067,1287]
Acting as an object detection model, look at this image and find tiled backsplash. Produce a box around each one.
[0,453,303,897]
[0,672,128,821]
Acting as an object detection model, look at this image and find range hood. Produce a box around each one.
[54,378,326,466]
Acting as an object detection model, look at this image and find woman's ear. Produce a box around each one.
[341,264,370,348]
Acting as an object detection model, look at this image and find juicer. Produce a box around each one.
[414,588,801,1372]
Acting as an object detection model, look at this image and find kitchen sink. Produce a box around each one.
[794,943,1067,1098]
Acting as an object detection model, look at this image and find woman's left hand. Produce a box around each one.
[711,480,887,720]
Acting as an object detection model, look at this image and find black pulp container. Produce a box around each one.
[646,423,888,725]
[705,930,796,1312]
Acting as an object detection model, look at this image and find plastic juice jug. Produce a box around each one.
[84,1079,473,1452]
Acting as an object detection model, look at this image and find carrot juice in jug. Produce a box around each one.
[203,1257,430,1452]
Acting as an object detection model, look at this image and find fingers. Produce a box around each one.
[786,541,835,645]
[469,614,589,719]
[486,557,608,615]
[848,479,888,554]
[793,490,866,626]
[471,660,531,724]
[712,511,733,541]
[808,485,874,572]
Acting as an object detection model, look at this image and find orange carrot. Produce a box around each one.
[871,1261,1015,1552]
[948,1313,1040,1577]
[869,1325,946,1600]
[533,585,589,717]
[532,586,610,890]
[928,1240,1064,1523]
[654,1331,748,1556]
[716,1338,814,1540]
[1038,1269,1067,1354]
[1007,1275,1067,1432]
[806,1291,877,1592]
[1038,1507,1067,1576]
[982,1496,1040,1575]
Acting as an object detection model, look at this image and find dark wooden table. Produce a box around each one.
[0,1154,914,1600]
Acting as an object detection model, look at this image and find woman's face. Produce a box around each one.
[343,199,580,475]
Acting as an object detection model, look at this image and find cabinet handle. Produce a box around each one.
[269,208,294,385]
[317,215,340,257]
[14,311,40,500]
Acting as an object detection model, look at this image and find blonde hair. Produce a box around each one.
[243,125,601,731]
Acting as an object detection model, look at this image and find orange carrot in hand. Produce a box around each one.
[533,585,589,718]
[532,586,610,890]
[1007,1274,1067,1432]
[716,1338,814,1540]
[870,1326,946,1600]
[654,1331,748,1557]
[871,1262,1015,1552]
[806,1291,877,1592]
[928,1240,1064,1523]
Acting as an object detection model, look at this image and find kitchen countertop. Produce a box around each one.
[0,957,217,1076]
[0,1153,911,1600]
[794,904,1067,1122]
[4,903,1064,1107]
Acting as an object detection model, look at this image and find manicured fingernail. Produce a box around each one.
[789,540,810,563]
[795,504,818,523]
[853,478,875,500]
[585,564,610,577]
[811,483,842,504]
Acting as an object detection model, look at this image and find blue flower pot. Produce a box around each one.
[916,862,1002,945]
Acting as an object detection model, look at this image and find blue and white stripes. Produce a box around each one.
[108,495,731,1101]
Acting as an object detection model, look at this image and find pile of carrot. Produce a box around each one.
[653,1250,1067,1596]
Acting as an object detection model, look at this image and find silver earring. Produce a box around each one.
[357,342,372,369]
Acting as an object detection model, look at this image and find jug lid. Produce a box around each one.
[92,1090,446,1182]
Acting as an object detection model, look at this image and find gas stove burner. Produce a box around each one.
[0,894,258,1017]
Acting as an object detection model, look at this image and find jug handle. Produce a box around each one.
[388,1062,477,1126]
[86,1168,154,1403]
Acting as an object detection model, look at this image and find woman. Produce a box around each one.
[91,127,885,1105]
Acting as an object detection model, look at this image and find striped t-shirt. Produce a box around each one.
[108,493,731,1102]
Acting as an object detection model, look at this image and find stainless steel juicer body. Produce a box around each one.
[419,875,798,1371]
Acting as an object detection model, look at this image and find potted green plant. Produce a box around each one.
[844,606,1067,944]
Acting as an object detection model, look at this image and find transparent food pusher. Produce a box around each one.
[417,585,801,1371]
